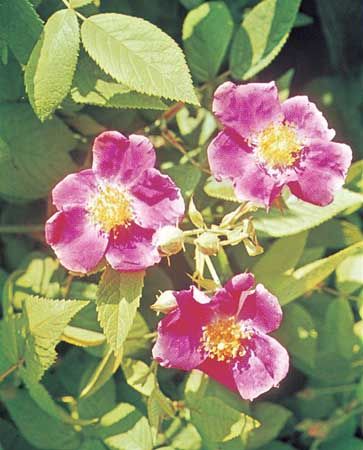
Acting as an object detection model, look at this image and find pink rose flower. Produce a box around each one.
[208,81,352,207]
[152,273,289,401]
[45,131,185,273]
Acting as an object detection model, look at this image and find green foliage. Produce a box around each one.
[183,2,234,82]
[25,9,80,121]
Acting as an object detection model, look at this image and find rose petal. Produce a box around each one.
[207,129,253,182]
[105,223,160,272]
[131,168,185,229]
[45,207,108,274]
[197,358,237,392]
[288,141,352,206]
[152,288,211,371]
[282,96,335,142]
[92,131,156,186]
[52,169,98,210]
[238,284,282,333]
[213,81,283,139]
[232,334,289,401]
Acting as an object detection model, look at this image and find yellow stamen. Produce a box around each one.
[88,184,133,233]
[200,317,252,362]
[256,123,302,169]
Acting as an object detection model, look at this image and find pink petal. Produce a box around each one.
[232,334,289,401]
[52,169,98,210]
[238,284,282,334]
[213,81,283,139]
[197,358,237,392]
[105,223,160,272]
[288,141,352,206]
[152,288,211,371]
[233,156,282,207]
[45,208,108,274]
[92,131,156,186]
[207,129,253,182]
[131,168,185,229]
[282,96,335,142]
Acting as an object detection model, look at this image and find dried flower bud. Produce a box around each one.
[153,226,184,256]
[151,290,177,314]
[195,232,220,256]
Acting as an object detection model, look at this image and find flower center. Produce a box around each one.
[200,317,252,362]
[256,123,302,169]
[88,183,133,233]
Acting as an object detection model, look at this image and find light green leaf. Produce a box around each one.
[267,241,363,305]
[183,2,234,82]
[96,267,145,357]
[247,402,291,449]
[204,176,239,202]
[71,55,167,110]
[191,396,258,444]
[23,296,88,381]
[123,359,155,396]
[336,252,363,294]
[346,160,363,193]
[253,189,363,237]
[230,0,301,80]
[62,325,106,347]
[81,13,198,104]
[25,9,80,121]
[0,0,43,64]
[0,103,76,201]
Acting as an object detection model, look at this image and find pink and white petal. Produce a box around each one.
[233,157,282,207]
[232,334,289,401]
[105,223,160,272]
[211,273,256,317]
[45,208,108,274]
[198,358,237,392]
[213,81,283,139]
[207,129,253,182]
[238,284,282,334]
[152,307,208,371]
[282,96,335,142]
[288,141,352,206]
[52,169,98,210]
[131,168,185,229]
[92,131,156,186]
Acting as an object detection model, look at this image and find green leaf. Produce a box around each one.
[81,13,198,104]
[230,0,301,80]
[0,103,76,201]
[123,359,155,396]
[183,2,234,82]
[247,402,291,449]
[346,160,363,193]
[0,0,43,64]
[78,377,116,420]
[336,252,363,294]
[321,437,363,450]
[0,53,24,102]
[164,164,202,198]
[0,417,40,450]
[0,386,81,449]
[308,219,363,249]
[25,9,80,121]
[190,396,258,444]
[204,176,239,202]
[23,296,88,381]
[266,241,363,305]
[96,267,145,357]
[71,54,167,110]
[253,189,363,238]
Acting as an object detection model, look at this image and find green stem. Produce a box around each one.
[205,256,221,286]
[0,362,20,383]
[61,0,86,20]
[0,224,44,234]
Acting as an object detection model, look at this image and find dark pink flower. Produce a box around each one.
[46,131,184,273]
[152,273,289,401]
[208,81,352,207]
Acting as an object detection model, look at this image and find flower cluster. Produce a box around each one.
[45,81,352,401]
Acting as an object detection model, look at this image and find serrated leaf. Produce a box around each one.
[71,54,167,109]
[23,296,88,381]
[0,103,76,201]
[204,176,239,202]
[96,267,145,358]
[25,9,80,121]
[183,2,234,82]
[230,0,301,80]
[0,0,43,64]
[81,13,198,104]
[253,189,363,238]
